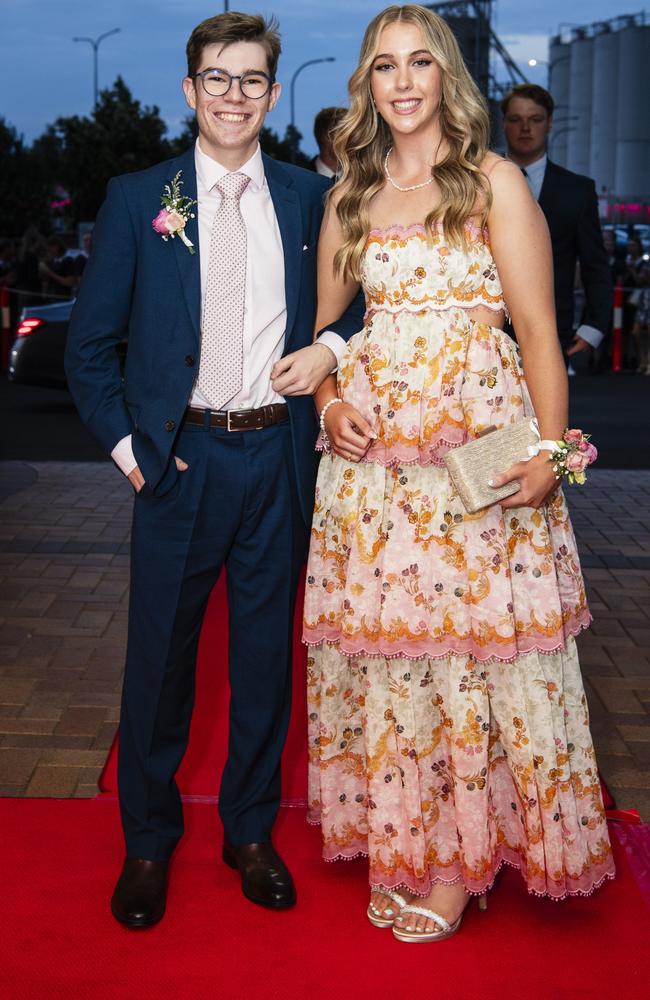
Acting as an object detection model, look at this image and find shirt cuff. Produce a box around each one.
[111,434,138,477]
[316,331,348,370]
[576,324,604,350]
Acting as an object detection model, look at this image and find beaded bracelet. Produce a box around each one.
[319,397,343,452]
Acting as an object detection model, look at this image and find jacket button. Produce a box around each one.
[164,419,175,432]
[184,355,195,366]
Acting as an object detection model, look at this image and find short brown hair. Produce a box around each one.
[186,12,281,80]
[500,83,554,117]
[313,106,347,146]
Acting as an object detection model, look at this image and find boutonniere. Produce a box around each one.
[152,170,197,254]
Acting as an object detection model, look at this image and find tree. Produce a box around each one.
[167,115,198,157]
[1,78,314,237]
[260,124,312,168]
[52,77,175,222]
[0,119,52,235]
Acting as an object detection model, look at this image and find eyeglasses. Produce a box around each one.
[194,67,273,99]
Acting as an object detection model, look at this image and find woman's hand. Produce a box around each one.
[325,402,375,462]
[489,452,559,509]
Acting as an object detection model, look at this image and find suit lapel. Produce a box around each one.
[169,148,201,340]
[538,159,553,212]
[263,154,302,347]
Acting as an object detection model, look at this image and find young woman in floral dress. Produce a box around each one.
[303,4,614,942]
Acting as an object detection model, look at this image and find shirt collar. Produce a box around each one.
[523,153,547,183]
[194,139,265,193]
[314,155,336,179]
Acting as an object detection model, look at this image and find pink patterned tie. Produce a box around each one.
[197,172,250,410]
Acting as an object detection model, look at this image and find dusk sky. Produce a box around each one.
[1,1,640,156]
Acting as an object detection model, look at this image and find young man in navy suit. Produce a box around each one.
[65,12,362,928]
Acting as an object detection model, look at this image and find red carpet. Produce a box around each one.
[99,573,309,801]
[2,798,649,1000]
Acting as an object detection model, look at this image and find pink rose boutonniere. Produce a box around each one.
[152,171,197,254]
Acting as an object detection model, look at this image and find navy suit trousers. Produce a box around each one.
[117,416,307,859]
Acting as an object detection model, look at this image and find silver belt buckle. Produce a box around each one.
[226,409,234,432]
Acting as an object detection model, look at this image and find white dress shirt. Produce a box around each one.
[518,152,603,350]
[112,140,287,477]
[314,156,336,179]
[520,153,547,202]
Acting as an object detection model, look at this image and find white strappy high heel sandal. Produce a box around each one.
[392,893,487,943]
[367,890,410,929]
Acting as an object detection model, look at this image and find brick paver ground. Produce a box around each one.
[1,461,649,818]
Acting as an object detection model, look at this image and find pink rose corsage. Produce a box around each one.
[548,429,598,485]
[152,170,197,254]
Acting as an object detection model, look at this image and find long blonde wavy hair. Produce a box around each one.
[332,4,492,280]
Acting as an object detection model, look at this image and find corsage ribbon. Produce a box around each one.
[525,419,558,459]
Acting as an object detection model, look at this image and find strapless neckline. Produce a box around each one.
[367,219,488,240]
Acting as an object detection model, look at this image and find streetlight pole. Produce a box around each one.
[73,28,121,109]
[289,57,336,160]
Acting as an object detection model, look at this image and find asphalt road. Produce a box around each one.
[1,373,649,468]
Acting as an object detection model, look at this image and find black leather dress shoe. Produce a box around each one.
[222,842,296,909]
[111,858,169,928]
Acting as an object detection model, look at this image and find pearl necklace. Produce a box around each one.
[384,147,434,192]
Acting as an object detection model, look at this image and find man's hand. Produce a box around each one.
[127,466,145,493]
[565,335,592,357]
[271,343,337,396]
[127,455,188,494]
[489,453,558,509]
[325,402,375,462]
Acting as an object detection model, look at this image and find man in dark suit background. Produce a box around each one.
[65,12,362,929]
[309,106,346,179]
[502,84,612,365]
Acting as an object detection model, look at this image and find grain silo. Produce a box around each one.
[614,22,650,198]
[590,26,620,195]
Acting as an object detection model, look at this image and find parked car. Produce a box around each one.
[8,300,126,388]
[8,299,75,387]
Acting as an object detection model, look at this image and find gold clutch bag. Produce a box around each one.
[443,418,540,513]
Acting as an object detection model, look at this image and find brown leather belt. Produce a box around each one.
[184,402,289,432]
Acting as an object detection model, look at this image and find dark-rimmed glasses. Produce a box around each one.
[194,68,273,99]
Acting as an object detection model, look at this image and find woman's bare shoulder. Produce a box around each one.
[479,152,518,180]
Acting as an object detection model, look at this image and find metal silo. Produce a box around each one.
[615,24,650,199]
[567,32,594,176]
[590,27,620,195]
[548,37,571,167]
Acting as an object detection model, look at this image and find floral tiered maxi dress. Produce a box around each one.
[303,222,615,900]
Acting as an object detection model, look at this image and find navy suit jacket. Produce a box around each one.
[65,146,364,523]
[538,160,612,340]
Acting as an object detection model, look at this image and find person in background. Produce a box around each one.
[310,106,347,179]
[81,230,93,259]
[0,232,46,322]
[0,239,17,286]
[626,238,650,373]
[502,83,612,372]
[602,229,625,284]
[39,237,82,298]
[17,228,45,302]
